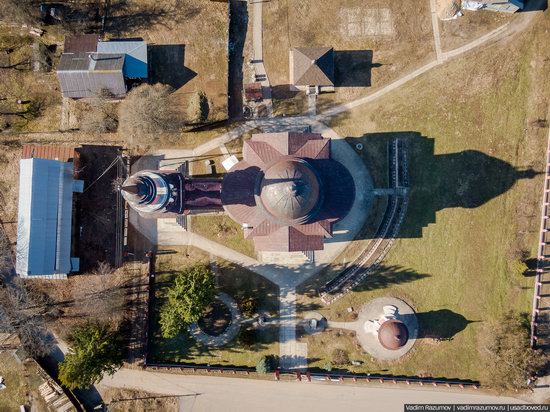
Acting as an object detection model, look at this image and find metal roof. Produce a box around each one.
[16,158,81,278]
[64,34,99,53]
[57,53,126,98]
[97,40,148,78]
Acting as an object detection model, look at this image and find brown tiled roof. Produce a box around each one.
[291,47,334,87]
[64,34,99,53]
[221,132,354,253]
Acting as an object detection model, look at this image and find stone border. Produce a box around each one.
[189,293,242,347]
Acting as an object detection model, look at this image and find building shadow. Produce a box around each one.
[148,45,197,89]
[271,85,301,100]
[521,0,548,12]
[401,309,479,340]
[351,132,540,239]
[334,50,382,88]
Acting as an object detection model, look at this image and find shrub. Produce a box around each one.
[256,355,277,374]
[238,327,257,348]
[331,349,349,366]
[323,361,333,372]
[239,297,257,318]
[482,312,548,390]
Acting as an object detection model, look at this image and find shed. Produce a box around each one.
[16,158,84,279]
[289,47,334,93]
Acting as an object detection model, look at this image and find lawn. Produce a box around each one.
[0,353,49,412]
[190,214,257,258]
[148,250,279,367]
[297,12,550,382]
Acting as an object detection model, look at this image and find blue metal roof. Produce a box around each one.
[96,40,148,79]
[16,158,81,278]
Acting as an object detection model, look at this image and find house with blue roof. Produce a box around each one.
[16,157,84,279]
[57,35,148,99]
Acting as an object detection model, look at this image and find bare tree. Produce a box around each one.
[118,84,183,144]
[79,99,118,133]
[73,263,127,324]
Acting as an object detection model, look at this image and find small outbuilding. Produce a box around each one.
[289,47,334,95]
[57,35,148,99]
[16,147,84,279]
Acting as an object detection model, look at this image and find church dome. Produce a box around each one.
[378,320,409,350]
[259,158,322,223]
[121,171,171,213]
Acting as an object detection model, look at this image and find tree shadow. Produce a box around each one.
[149,45,197,89]
[334,50,382,88]
[228,0,248,119]
[104,2,201,36]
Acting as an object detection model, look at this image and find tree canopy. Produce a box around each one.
[118,83,182,143]
[482,312,548,391]
[159,265,216,339]
[58,322,124,390]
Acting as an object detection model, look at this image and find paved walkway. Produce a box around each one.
[99,369,525,412]
[317,21,512,120]
[251,0,273,116]
[278,286,307,370]
[429,0,444,63]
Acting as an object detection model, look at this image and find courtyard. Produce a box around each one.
[123,1,550,388]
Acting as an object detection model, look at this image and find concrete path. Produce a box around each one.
[429,0,444,63]
[99,369,525,412]
[251,0,273,116]
[278,286,307,370]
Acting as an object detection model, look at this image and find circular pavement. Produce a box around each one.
[355,297,418,361]
[188,293,242,347]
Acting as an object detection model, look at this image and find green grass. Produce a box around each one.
[190,214,256,258]
[148,258,279,367]
[299,18,550,382]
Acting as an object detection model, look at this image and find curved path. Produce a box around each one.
[188,293,242,347]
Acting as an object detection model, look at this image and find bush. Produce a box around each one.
[187,91,209,124]
[256,355,275,374]
[482,312,548,390]
[119,83,182,143]
[331,349,349,366]
[239,297,257,318]
[323,361,333,372]
[238,327,257,348]
[58,322,123,390]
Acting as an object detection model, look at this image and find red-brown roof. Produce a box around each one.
[21,145,77,162]
[64,34,99,53]
[221,132,354,253]
[244,82,263,101]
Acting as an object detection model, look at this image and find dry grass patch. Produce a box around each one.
[264,0,434,108]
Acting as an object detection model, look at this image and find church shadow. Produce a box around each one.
[350,132,540,239]
[401,309,479,340]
